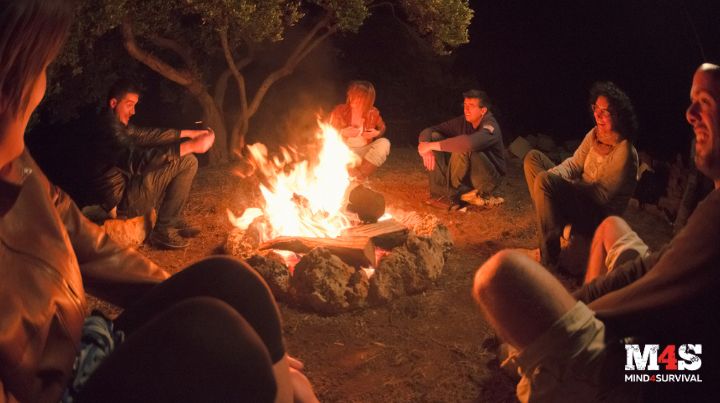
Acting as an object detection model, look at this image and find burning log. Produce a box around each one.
[259,235,376,267]
[341,218,409,249]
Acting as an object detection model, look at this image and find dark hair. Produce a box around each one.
[589,81,638,141]
[0,0,74,119]
[107,79,142,104]
[463,89,491,110]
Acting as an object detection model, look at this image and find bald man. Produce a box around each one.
[472,64,720,402]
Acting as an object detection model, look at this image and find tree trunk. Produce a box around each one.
[188,82,228,163]
[122,20,229,164]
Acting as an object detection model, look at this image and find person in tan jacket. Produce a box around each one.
[0,1,316,402]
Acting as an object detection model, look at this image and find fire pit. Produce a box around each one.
[224,123,453,313]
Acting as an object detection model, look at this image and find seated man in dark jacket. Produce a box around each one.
[418,89,506,210]
[86,80,215,249]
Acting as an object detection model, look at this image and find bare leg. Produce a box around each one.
[584,216,634,284]
[472,250,576,350]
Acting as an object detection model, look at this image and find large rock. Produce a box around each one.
[102,215,152,248]
[247,251,292,299]
[291,247,369,314]
[509,136,532,159]
[368,231,449,305]
[536,134,556,152]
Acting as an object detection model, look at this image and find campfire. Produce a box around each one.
[225,122,453,313]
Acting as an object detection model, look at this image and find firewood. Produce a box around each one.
[259,235,376,267]
[341,219,409,249]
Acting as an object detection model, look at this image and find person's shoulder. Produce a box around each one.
[481,112,501,131]
[686,188,720,226]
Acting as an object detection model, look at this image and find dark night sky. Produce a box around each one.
[453,0,720,160]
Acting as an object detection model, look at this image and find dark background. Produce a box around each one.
[30,0,720,166]
[454,0,720,160]
[249,0,720,161]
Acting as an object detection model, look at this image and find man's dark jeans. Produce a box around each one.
[427,132,502,199]
[120,154,198,231]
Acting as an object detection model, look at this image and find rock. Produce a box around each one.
[102,214,152,248]
[405,234,445,285]
[291,247,368,314]
[431,224,454,257]
[225,227,261,259]
[536,134,556,152]
[525,134,538,147]
[246,251,292,299]
[369,232,448,304]
[508,136,532,159]
[369,248,412,304]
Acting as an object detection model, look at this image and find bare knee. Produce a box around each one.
[596,216,630,246]
[598,216,629,233]
[473,250,528,305]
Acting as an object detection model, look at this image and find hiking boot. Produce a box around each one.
[175,220,201,238]
[149,228,189,250]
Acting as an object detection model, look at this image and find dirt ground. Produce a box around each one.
[127,146,673,403]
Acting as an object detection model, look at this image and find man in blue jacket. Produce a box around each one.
[418,89,506,209]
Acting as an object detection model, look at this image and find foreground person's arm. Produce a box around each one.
[588,189,720,335]
[57,186,170,307]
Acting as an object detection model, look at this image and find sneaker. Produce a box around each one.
[461,190,505,208]
[175,220,201,238]
[148,228,189,250]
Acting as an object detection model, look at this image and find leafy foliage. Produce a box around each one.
[44,0,473,162]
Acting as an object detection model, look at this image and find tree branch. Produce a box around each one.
[146,34,198,73]
[121,18,193,86]
[247,16,335,117]
[219,27,248,115]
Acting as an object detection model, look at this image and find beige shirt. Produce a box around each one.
[548,128,639,214]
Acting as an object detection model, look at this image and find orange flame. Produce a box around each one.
[229,122,361,242]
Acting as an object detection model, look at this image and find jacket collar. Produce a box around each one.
[0,157,32,217]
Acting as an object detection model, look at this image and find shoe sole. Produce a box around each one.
[148,238,189,250]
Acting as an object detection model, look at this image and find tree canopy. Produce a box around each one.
[49,0,473,163]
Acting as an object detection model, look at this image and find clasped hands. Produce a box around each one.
[418,141,439,171]
[341,126,380,140]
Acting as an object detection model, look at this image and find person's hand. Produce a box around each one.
[417,141,436,156]
[340,126,362,138]
[285,356,318,403]
[287,355,305,370]
[180,128,211,139]
[422,152,435,171]
[362,128,380,140]
[289,367,319,403]
[189,129,215,153]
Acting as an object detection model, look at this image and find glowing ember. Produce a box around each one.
[229,122,361,242]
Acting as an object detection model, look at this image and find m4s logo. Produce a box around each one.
[625,344,702,371]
